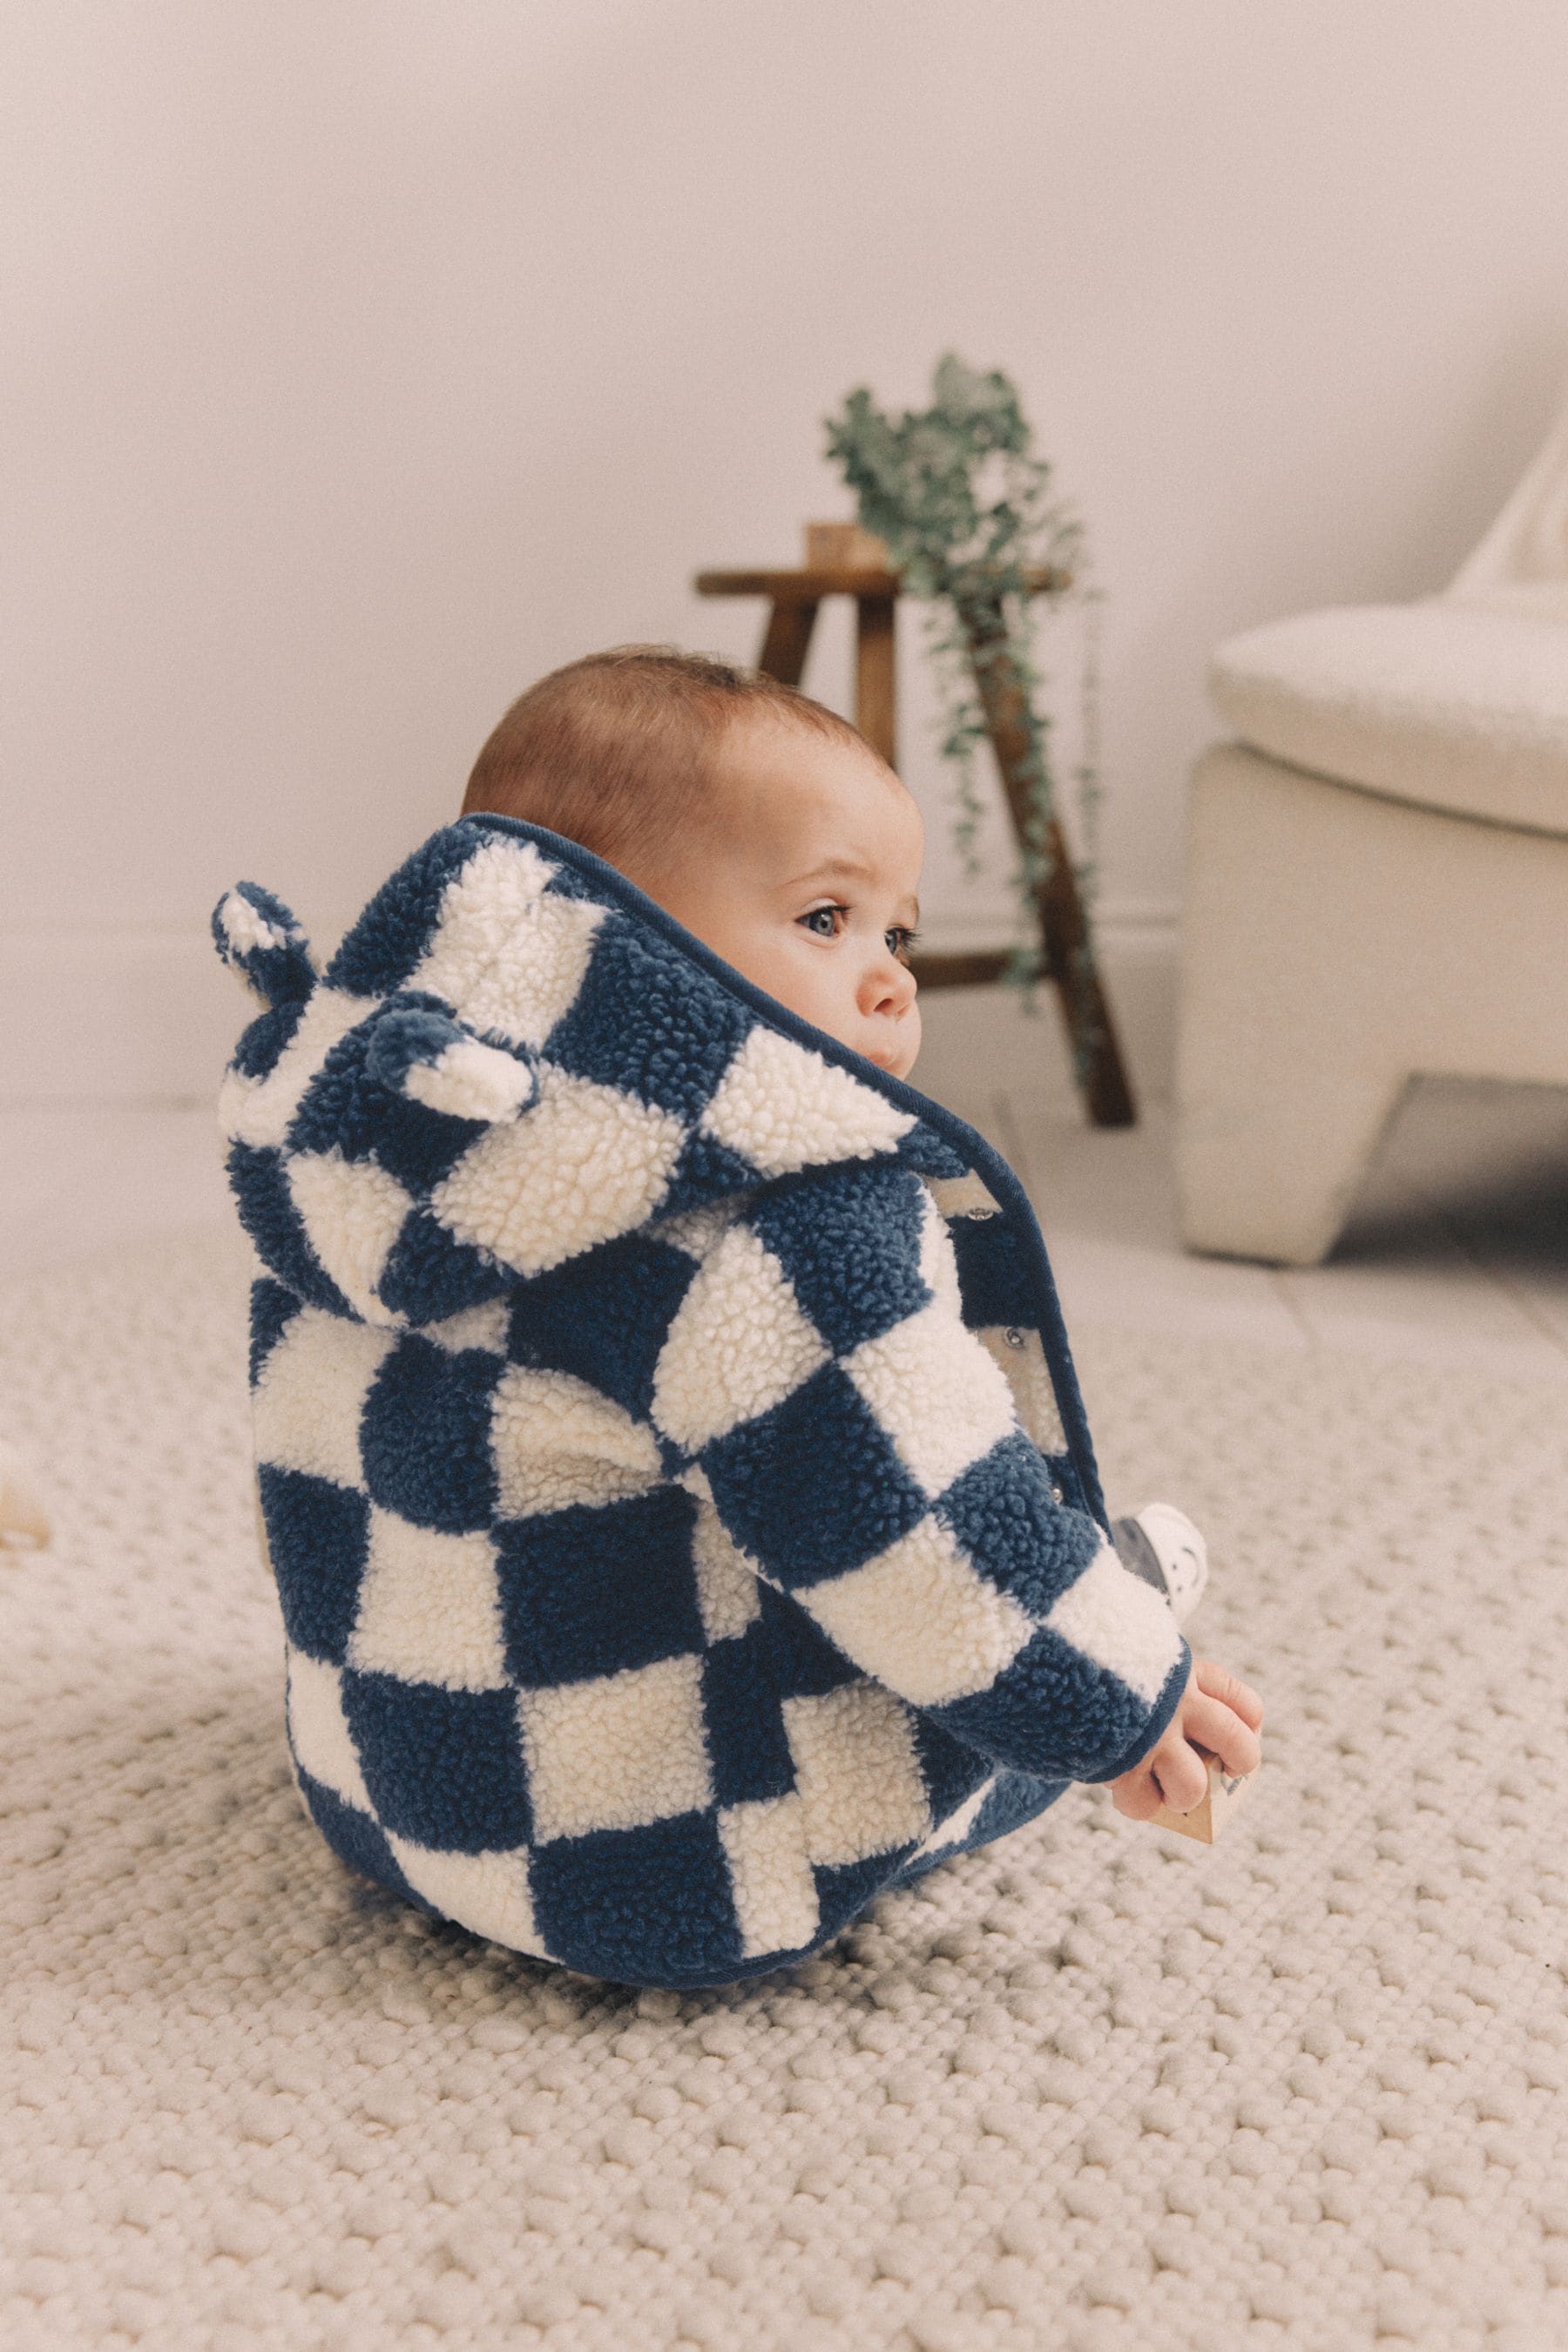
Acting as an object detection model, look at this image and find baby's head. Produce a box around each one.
[463,647,923,1078]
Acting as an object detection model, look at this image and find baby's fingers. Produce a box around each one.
[1193,1657,1265,1733]
[1185,1689,1263,1780]
[1151,1735,1211,1815]
[1110,1767,1166,1822]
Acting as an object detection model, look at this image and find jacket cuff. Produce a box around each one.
[1078,1638,1193,1783]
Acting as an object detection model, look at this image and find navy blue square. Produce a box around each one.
[656,1129,764,1218]
[287,1001,484,1195]
[896,1122,970,1182]
[232,996,308,1083]
[495,1488,703,1686]
[378,1208,511,1327]
[927,1622,1172,1782]
[936,1432,1099,1617]
[506,1235,696,1420]
[948,1212,1035,1331]
[965,1768,1064,1849]
[259,1464,370,1664]
[250,1277,302,1387]
[544,916,755,1120]
[340,1670,531,1853]
[540,855,598,902]
[751,1163,929,1355]
[702,1363,928,1588]
[360,1336,502,1534]
[295,1767,429,1908]
[526,1812,745,1987]
[701,1629,796,1806]
[812,1852,917,1946]
[324,825,487,997]
[753,1581,859,1700]
[911,1713,993,1829]
[227,1142,353,1317]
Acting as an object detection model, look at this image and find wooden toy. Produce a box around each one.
[1148,1750,1257,1844]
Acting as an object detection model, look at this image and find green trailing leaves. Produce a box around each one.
[824,355,1104,1014]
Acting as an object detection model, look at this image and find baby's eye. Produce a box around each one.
[799,904,846,939]
[886,926,919,962]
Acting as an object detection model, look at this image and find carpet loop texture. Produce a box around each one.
[2,1231,1565,2351]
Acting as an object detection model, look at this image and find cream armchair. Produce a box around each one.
[1177,396,1568,1266]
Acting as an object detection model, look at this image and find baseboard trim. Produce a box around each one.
[0,909,1179,1108]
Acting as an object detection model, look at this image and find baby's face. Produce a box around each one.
[631,713,923,1079]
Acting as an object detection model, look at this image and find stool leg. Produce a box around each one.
[855,594,897,767]
[963,598,1136,1128]
[756,598,819,688]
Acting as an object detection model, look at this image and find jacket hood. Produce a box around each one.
[214,815,1105,1520]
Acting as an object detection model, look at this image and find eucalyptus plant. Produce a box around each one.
[824,355,1103,992]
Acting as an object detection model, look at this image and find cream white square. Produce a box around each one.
[700,1026,914,1178]
[423,1298,510,1355]
[1045,1542,1186,1706]
[219,986,375,1153]
[916,1181,965,1318]
[648,1200,740,1262]
[518,1654,713,1844]
[799,1517,1036,1705]
[286,1649,371,1812]
[408,835,605,1048]
[253,1309,395,1490]
[403,1034,537,1124]
[286,1149,413,1327]
[680,1467,762,1642]
[651,1225,828,1452]
[844,1300,1017,1497]
[719,1795,819,1958]
[782,1682,930,1868]
[348,1510,509,1693]
[431,1064,686,1276]
[385,1837,545,1957]
[490,1365,661,1520]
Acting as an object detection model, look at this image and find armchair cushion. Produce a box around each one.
[1209,599,1568,839]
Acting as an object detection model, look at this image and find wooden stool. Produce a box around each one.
[694,536,1136,1126]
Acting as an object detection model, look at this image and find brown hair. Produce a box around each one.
[462,645,878,876]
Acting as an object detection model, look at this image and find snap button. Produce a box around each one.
[1004,1328,1025,1349]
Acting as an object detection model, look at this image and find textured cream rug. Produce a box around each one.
[3,1229,1565,2352]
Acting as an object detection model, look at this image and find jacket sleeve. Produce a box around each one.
[653,1161,1192,1785]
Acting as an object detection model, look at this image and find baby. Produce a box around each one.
[217,644,1262,1990]
[462,647,1264,1837]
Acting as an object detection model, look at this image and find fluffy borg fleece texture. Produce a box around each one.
[213,819,1189,1989]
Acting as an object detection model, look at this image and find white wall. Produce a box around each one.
[4,0,1567,1099]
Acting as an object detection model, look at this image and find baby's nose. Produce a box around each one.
[863,957,916,1018]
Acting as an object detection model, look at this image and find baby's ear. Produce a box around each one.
[213,883,317,1010]
[366,1002,538,1124]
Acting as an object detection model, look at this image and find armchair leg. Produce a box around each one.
[1176,746,1411,1267]
[1176,740,1568,1266]
[1179,1062,1407,1267]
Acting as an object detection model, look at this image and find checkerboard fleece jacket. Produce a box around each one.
[213,818,1191,1989]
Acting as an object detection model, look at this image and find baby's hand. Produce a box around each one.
[1108,1656,1263,1821]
